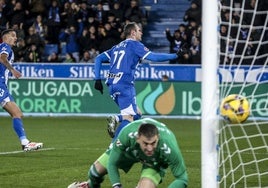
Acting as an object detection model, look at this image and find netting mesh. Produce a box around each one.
[217,0,268,187]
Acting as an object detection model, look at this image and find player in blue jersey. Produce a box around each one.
[94,22,183,140]
[0,29,43,151]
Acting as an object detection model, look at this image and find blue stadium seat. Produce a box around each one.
[43,44,59,57]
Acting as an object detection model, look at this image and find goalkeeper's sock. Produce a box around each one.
[13,118,29,145]
[88,164,104,188]
[112,120,130,141]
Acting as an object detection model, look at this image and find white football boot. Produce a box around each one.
[67,181,89,188]
[22,142,43,151]
[107,115,118,138]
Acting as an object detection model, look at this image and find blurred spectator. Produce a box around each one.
[27,0,47,18]
[178,24,186,38]
[78,1,91,25]
[80,50,94,63]
[94,2,108,24]
[66,2,82,27]
[188,36,201,64]
[46,0,61,44]
[63,52,76,63]
[165,28,185,64]
[88,47,99,62]
[109,2,124,23]
[98,22,121,52]
[46,52,61,62]
[162,75,169,81]
[243,0,264,27]
[243,35,257,65]
[24,26,45,54]
[0,0,153,63]
[32,14,47,42]
[78,27,91,54]
[185,20,198,44]
[60,1,72,27]
[13,38,27,62]
[78,25,99,55]
[11,23,25,40]
[84,14,99,30]
[107,12,122,33]
[7,1,25,29]
[88,25,99,49]
[24,44,42,63]
[124,0,145,25]
[0,0,8,30]
[183,1,201,26]
[59,23,83,62]
[220,24,228,64]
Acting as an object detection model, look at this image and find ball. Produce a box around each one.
[220,94,250,124]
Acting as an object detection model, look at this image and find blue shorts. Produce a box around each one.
[0,82,14,107]
[108,84,138,116]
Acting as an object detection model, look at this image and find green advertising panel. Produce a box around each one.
[136,81,201,116]
[0,79,267,117]
[4,79,118,114]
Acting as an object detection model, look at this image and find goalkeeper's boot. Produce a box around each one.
[107,115,118,138]
[22,142,43,151]
[67,181,89,188]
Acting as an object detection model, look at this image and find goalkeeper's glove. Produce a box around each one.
[94,79,103,94]
[112,183,122,188]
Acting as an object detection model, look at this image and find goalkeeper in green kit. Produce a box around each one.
[68,118,188,188]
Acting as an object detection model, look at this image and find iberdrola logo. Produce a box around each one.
[137,83,176,115]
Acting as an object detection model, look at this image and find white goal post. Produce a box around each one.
[202,0,268,187]
[201,0,219,187]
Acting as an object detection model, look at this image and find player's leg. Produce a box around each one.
[87,153,108,188]
[67,152,108,188]
[3,101,29,142]
[138,168,187,188]
[1,92,43,151]
[107,105,142,138]
[137,178,156,188]
[136,168,161,188]
[108,85,142,140]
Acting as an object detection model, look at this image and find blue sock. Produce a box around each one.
[117,115,122,122]
[134,114,142,120]
[112,119,130,142]
[13,118,27,140]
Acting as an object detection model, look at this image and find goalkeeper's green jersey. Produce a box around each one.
[107,118,188,188]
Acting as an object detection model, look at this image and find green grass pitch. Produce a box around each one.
[0,117,201,188]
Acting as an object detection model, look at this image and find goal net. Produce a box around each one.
[217,0,268,187]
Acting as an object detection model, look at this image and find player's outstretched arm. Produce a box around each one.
[107,148,122,187]
[145,52,178,62]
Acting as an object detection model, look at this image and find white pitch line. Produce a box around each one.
[0,147,55,155]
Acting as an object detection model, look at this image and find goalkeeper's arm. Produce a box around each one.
[107,148,122,187]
